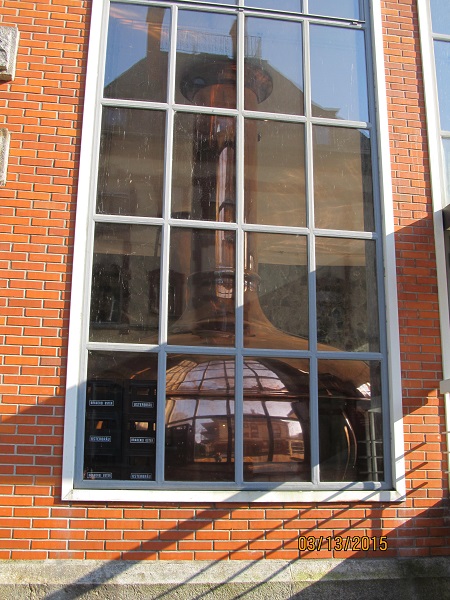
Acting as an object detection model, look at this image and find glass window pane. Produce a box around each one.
[245,18,303,115]
[245,1,302,11]
[104,4,169,102]
[84,351,158,482]
[313,126,374,231]
[431,0,450,36]
[96,108,165,218]
[311,25,368,122]
[175,11,237,109]
[308,0,360,20]
[165,355,235,481]
[434,41,450,131]
[319,360,384,482]
[89,224,161,344]
[245,120,306,227]
[168,228,236,346]
[172,113,236,222]
[244,233,308,349]
[316,238,380,352]
[442,138,450,203]
[243,357,310,482]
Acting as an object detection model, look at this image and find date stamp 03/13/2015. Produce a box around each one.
[298,535,389,552]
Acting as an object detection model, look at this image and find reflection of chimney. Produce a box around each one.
[146,7,166,93]
[171,49,370,387]
[168,49,273,346]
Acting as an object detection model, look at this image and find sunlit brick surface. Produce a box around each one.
[0,0,448,560]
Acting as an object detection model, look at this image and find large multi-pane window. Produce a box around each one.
[63,0,398,498]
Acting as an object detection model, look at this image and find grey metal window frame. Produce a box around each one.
[61,0,405,502]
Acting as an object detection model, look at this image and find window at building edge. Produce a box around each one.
[61,0,405,501]
[418,0,450,406]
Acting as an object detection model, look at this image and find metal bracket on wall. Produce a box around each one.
[443,205,450,230]
[0,129,10,186]
[0,25,19,81]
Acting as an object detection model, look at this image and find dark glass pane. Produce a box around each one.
[313,126,374,231]
[318,360,384,482]
[244,119,306,226]
[104,4,169,102]
[316,238,380,352]
[84,351,158,482]
[431,0,450,36]
[168,228,236,347]
[308,0,360,20]
[245,18,303,115]
[244,233,308,349]
[165,355,235,481]
[89,224,161,344]
[96,107,165,217]
[172,112,236,222]
[175,11,237,108]
[245,1,302,11]
[434,41,450,131]
[311,25,368,122]
[243,357,310,482]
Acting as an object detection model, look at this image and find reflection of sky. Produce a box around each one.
[197,399,228,416]
[308,0,359,20]
[245,17,303,91]
[285,420,301,437]
[105,5,171,86]
[243,400,296,417]
[244,0,360,18]
[434,41,450,132]
[431,0,450,36]
[310,25,368,122]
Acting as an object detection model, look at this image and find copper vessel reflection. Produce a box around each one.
[159,45,382,483]
[164,355,310,482]
[84,8,384,484]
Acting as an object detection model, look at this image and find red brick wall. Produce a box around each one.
[0,0,448,560]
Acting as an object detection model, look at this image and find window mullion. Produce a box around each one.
[303,16,319,485]
[234,7,246,486]
[158,0,178,346]
[155,3,179,484]
[366,0,391,486]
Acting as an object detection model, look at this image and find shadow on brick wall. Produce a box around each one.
[3,496,448,600]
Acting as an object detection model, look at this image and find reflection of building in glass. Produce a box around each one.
[84,3,384,487]
[95,10,376,349]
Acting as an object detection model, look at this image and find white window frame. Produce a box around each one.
[417,0,450,491]
[61,0,405,502]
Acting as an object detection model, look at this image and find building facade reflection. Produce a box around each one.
[84,3,385,486]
